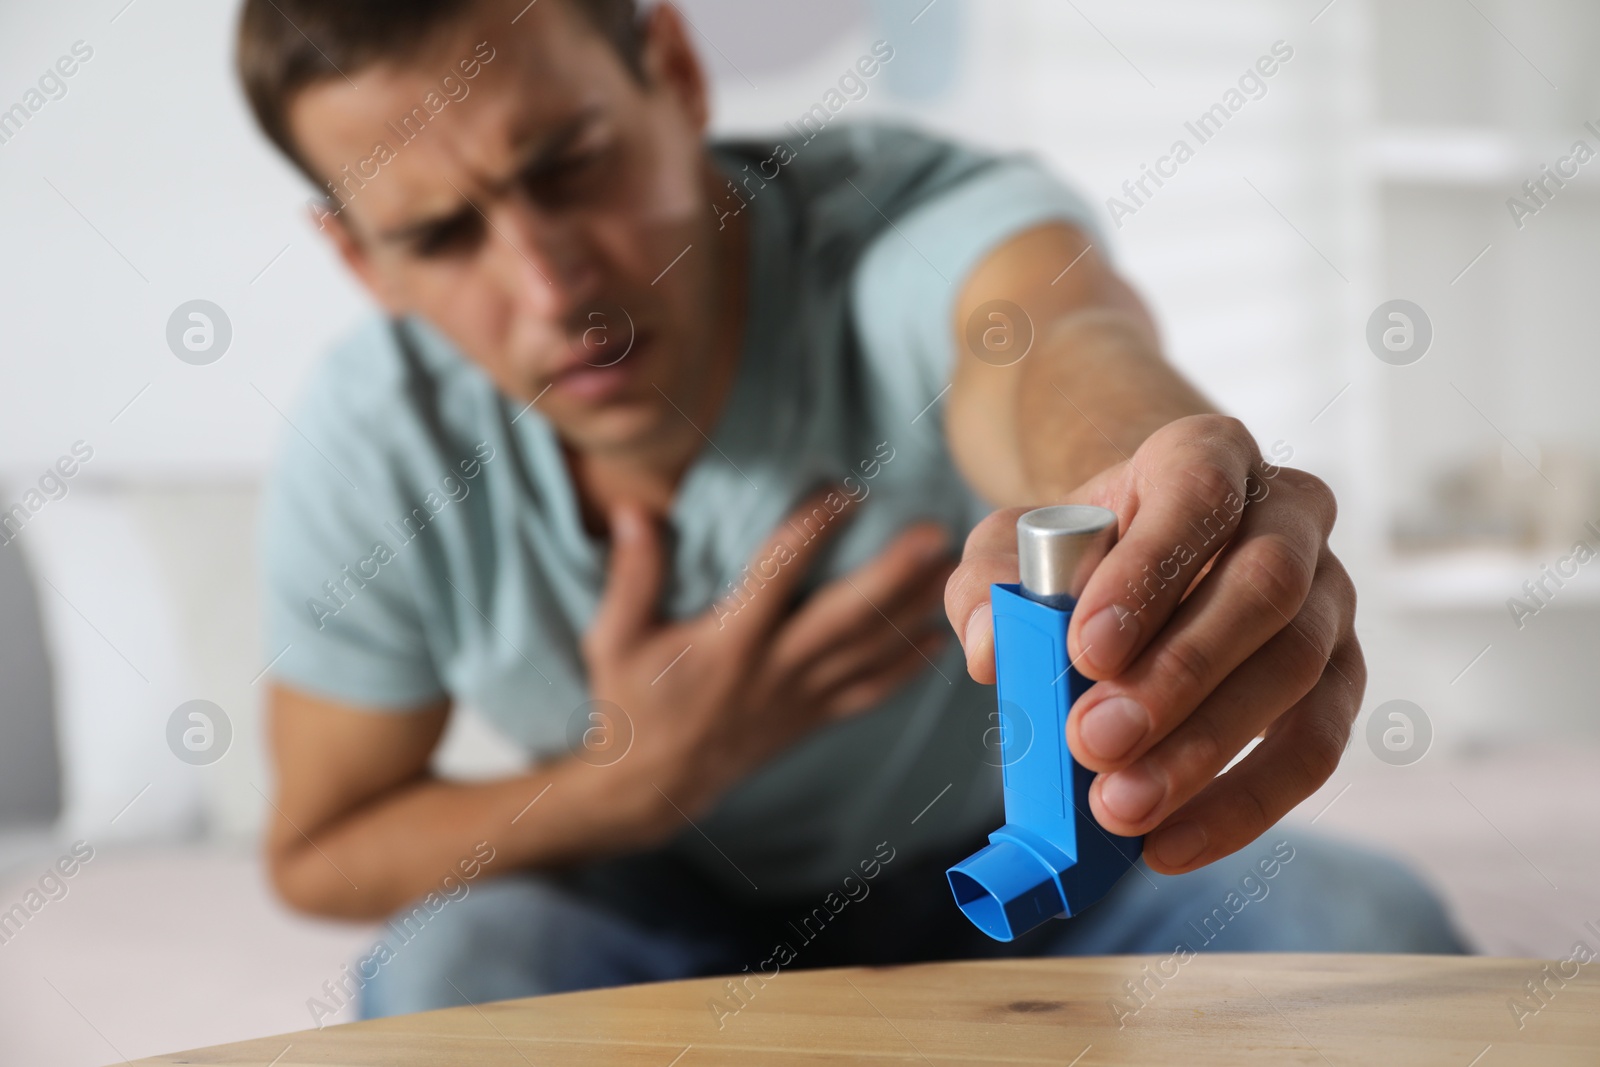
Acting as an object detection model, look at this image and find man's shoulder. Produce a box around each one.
[294,314,482,440]
[718,121,1006,240]
[269,313,491,499]
[775,120,985,173]
[302,313,411,411]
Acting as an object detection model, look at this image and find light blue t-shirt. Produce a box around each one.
[261,122,1105,897]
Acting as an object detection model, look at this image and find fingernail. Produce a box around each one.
[1099,763,1165,824]
[1077,696,1148,763]
[1080,605,1139,675]
[1150,821,1207,869]
[963,606,989,653]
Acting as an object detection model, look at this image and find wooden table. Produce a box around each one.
[127,954,1598,1065]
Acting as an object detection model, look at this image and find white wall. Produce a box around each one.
[0,0,366,481]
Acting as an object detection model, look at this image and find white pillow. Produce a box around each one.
[19,488,203,842]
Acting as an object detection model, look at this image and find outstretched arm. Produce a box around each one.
[942,221,1364,875]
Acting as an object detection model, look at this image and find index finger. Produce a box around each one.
[707,486,859,640]
[773,518,951,670]
[1067,424,1259,679]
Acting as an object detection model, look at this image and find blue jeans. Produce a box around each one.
[359,828,1470,1019]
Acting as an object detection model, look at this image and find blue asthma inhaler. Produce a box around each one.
[947,504,1143,942]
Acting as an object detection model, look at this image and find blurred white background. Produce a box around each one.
[2,0,1598,1063]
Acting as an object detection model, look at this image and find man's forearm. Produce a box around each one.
[1012,309,1216,502]
[270,754,670,920]
[944,222,1218,509]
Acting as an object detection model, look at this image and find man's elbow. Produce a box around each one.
[265,840,327,916]
[265,840,380,921]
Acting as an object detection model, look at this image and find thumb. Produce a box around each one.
[588,504,665,657]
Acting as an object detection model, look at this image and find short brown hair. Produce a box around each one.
[236,0,645,183]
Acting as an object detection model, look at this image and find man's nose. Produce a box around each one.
[488,196,599,323]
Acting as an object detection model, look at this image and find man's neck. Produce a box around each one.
[566,159,750,533]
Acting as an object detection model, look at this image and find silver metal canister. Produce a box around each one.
[1015,504,1118,605]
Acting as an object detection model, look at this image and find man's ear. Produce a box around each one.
[308,202,406,315]
[638,3,709,134]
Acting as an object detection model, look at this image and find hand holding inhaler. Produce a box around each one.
[947,505,1140,940]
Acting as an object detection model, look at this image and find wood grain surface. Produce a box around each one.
[125,953,1600,1066]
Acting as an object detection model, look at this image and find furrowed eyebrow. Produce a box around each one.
[380,205,477,247]
[376,108,605,247]
[510,109,604,181]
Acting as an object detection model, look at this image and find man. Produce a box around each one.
[238,0,1466,1020]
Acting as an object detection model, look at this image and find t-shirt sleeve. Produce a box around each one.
[850,156,1108,412]
[258,365,447,711]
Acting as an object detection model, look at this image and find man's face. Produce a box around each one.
[290,0,718,452]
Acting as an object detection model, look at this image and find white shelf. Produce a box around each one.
[1369,126,1524,186]
[1384,548,1600,611]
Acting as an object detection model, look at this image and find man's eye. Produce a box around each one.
[413,216,483,258]
[526,149,606,197]
[551,151,599,175]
